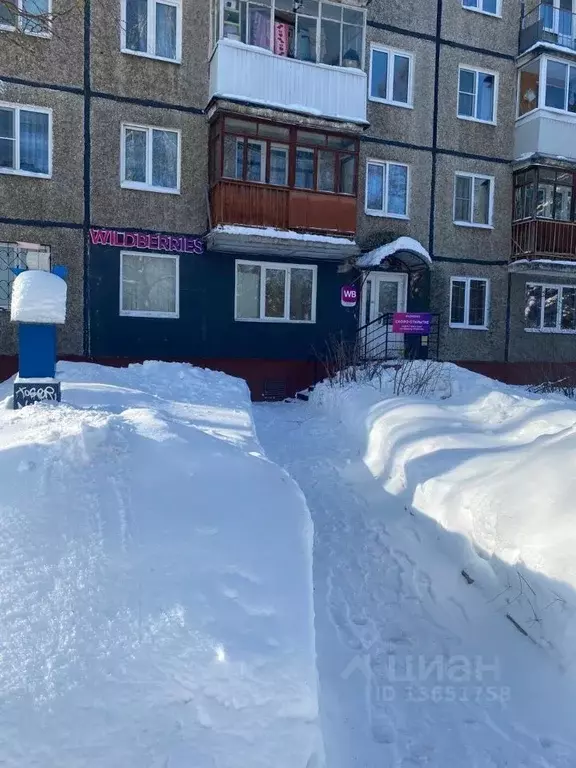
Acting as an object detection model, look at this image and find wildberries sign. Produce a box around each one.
[89,228,204,254]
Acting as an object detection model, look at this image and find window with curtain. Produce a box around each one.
[122,124,180,192]
[123,0,181,61]
[369,46,412,106]
[453,173,493,226]
[0,0,51,34]
[235,260,317,322]
[120,252,179,317]
[450,277,489,329]
[220,0,365,68]
[365,160,409,217]
[0,104,50,177]
[0,243,50,309]
[458,67,496,122]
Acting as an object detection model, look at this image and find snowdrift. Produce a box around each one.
[0,362,322,768]
[312,364,576,673]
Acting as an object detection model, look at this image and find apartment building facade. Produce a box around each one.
[3,0,567,398]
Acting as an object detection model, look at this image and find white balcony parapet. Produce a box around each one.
[209,38,368,124]
[515,109,576,163]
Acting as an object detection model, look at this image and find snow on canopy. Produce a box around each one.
[11,270,67,325]
[356,236,432,268]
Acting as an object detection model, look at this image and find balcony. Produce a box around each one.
[520,3,576,54]
[512,218,576,261]
[209,38,367,124]
[515,108,576,163]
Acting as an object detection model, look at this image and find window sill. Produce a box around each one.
[525,327,576,334]
[453,221,494,230]
[120,310,179,319]
[462,6,501,19]
[0,24,52,37]
[121,181,180,195]
[121,48,181,65]
[457,114,497,126]
[368,97,413,110]
[449,324,489,331]
[0,168,51,179]
[365,209,409,220]
[235,316,316,324]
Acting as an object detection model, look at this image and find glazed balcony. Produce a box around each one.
[210,178,357,235]
[520,3,576,54]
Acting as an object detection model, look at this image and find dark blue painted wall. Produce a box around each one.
[89,244,359,361]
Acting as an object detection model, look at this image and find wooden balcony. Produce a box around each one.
[512,219,576,262]
[210,179,357,236]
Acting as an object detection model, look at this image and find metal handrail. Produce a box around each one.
[520,3,576,53]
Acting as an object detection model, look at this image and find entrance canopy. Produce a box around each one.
[356,236,431,271]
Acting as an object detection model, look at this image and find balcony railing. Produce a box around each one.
[209,39,367,124]
[210,180,357,236]
[520,3,576,53]
[512,218,576,260]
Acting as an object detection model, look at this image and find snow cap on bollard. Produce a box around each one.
[11,270,67,325]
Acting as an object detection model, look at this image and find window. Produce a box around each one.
[369,45,413,107]
[518,59,540,117]
[365,160,408,218]
[458,67,497,123]
[122,0,182,62]
[120,251,179,318]
[544,58,576,112]
[513,167,575,222]
[0,243,50,309]
[462,0,500,16]
[453,173,493,227]
[235,260,317,322]
[525,282,576,332]
[0,103,51,177]
[218,0,365,70]
[213,115,358,194]
[121,124,180,193]
[450,277,489,329]
[0,0,51,35]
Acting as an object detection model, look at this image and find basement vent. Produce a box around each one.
[262,379,287,401]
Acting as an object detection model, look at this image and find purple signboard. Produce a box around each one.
[392,312,432,334]
[341,285,358,307]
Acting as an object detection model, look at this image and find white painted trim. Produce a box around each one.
[120,0,182,64]
[0,101,52,178]
[120,123,181,194]
[234,259,318,323]
[457,64,499,125]
[368,43,414,108]
[119,250,180,319]
[453,171,494,227]
[461,0,502,18]
[364,159,410,219]
[449,276,490,330]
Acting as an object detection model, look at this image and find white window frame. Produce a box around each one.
[0,102,52,179]
[461,0,501,18]
[457,65,499,125]
[525,282,576,333]
[368,44,414,109]
[364,159,410,219]
[119,250,180,319]
[540,55,576,115]
[121,0,183,64]
[0,0,52,36]
[453,171,494,229]
[120,123,181,194]
[449,276,490,330]
[234,260,318,323]
[215,0,367,71]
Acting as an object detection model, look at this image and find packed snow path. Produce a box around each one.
[255,400,576,768]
